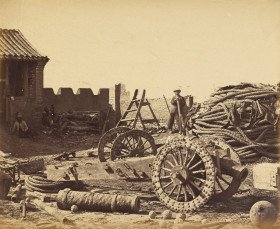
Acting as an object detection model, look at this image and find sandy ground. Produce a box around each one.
[0,127,279,229]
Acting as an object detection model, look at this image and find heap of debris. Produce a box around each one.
[188,83,279,163]
[47,111,105,134]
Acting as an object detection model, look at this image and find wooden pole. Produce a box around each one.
[163,95,170,113]
[177,99,184,134]
[102,106,111,135]
[33,199,75,225]
[115,84,121,124]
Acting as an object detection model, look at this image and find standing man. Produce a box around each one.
[167,89,186,133]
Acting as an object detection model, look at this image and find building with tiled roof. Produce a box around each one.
[0,29,49,126]
[0,29,49,61]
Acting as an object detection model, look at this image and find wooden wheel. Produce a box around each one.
[98,126,131,162]
[110,129,157,161]
[199,136,247,200]
[152,138,215,212]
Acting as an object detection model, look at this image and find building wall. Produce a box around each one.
[9,85,110,130]
[110,83,130,123]
[109,83,130,112]
[7,60,46,129]
[43,88,109,113]
[9,98,42,129]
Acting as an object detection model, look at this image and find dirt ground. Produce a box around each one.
[0,126,279,229]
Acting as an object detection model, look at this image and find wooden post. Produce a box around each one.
[115,84,121,124]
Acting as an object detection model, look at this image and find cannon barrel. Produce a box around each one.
[56,189,140,213]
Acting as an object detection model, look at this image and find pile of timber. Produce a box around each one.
[55,111,103,133]
[189,83,279,163]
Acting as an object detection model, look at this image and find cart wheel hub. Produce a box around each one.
[130,149,143,157]
[171,166,190,185]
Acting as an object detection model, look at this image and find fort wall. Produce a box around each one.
[43,88,109,113]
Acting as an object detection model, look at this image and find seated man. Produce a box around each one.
[12,112,32,138]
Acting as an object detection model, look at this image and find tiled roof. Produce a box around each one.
[0,29,49,61]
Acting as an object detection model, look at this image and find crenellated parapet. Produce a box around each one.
[43,87,109,112]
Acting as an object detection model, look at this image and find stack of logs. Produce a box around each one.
[188,83,279,163]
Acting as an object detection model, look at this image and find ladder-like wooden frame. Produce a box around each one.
[116,89,160,130]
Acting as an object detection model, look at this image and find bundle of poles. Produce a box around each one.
[188,83,279,163]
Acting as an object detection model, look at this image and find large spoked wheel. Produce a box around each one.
[110,129,157,161]
[200,137,245,200]
[152,139,215,213]
[98,126,131,162]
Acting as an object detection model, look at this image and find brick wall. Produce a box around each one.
[10,86,109,130]
[43,88,109,113]
[7,61,47,129]
[35,61,46,102]
[27,63,36,99]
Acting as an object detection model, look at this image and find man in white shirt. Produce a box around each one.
[12,112,30,138]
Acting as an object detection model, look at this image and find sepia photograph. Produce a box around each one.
[0,0,279,228]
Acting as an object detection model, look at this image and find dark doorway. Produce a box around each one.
[8,61,25,97]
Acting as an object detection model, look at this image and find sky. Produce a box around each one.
[1,0,280,101]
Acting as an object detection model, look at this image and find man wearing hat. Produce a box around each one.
[167,89,186,133]
[12,112,30,138]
